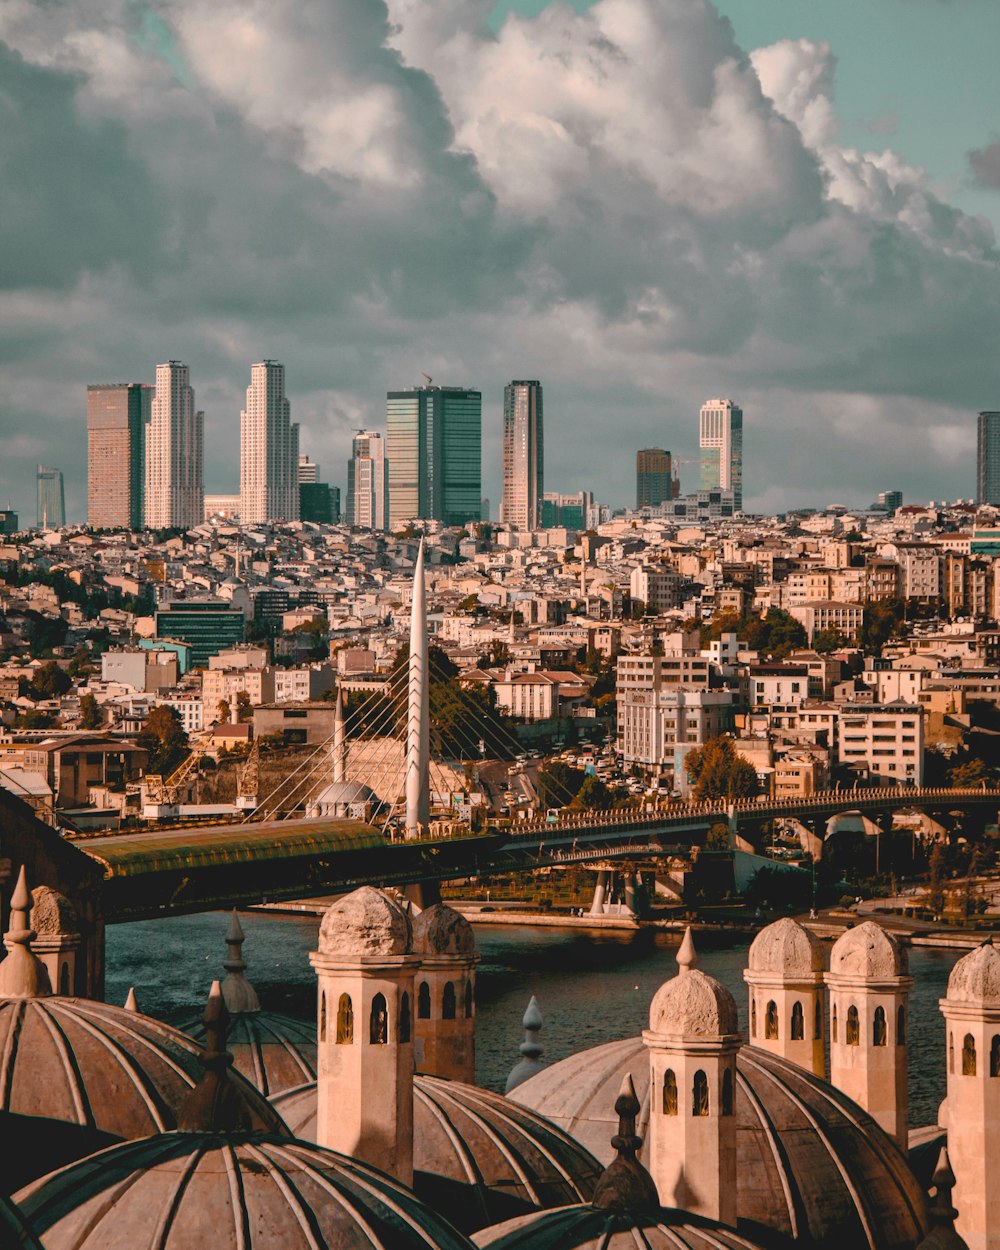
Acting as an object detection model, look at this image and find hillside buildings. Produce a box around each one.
[87,384,149,529]
[500,380,543,530]
[144,361,203,530]
[239,361,299,525]
[699,398,743,511]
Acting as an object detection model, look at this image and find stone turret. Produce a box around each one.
[412,903,478,1083]
[744,917,825,1076]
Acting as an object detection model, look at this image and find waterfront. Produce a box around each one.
[107,912,959,1129]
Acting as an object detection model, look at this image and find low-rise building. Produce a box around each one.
[788,600,863,644]
[835,701,924,786]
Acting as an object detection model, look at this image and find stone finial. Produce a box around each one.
[124,986,139,1012]
[917,1148,970,1248]
[177,981,253,1133]
[677,927,698,974]
[592,1073,660,1214]
[221,910,261,1014]
[0,866,52,999]
[505,996,545,1093]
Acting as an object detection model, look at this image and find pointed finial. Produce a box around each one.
[505,995,545,1092]
[177,981,252,1132]
[124,986,139,1012]
[221,910,260,1013]
[927,1147,961,1230]
[0,866,52,999]
[677,927,698,974]
[592,1072,660,1213]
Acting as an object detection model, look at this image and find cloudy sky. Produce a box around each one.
[1,0,999,523]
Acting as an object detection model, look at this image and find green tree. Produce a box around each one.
[949,757,990,787]
[572,775,614,811]
[686,736,760,802]
[812,627,846,654]
[16,709,57,729]
[217,699,231,725]
[78,693,102,729]
[137,706,189,775]
[235,691,252,723]
[927,842,947,920]
[537,761,586,810]
[30,661,72,699]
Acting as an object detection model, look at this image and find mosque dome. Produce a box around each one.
[944,941,1000,1007]
[314,779,378,806]
[318,886,411,957]
[509,1038,929,1250]
[412,904,477,957]
[473,1207,773,1250]
[829,921,908,979]
[648,969,738,1037]
[747,917,824,977]
[0,1192,41,1250]
[270,1075,603,1234]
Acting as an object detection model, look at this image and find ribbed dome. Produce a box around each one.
[510,1038,929,1250]
[13,1132,476,1250]
[747,917,824,976]
[0,996,286,1192]
[648,969,738,1036]
[314,780,377,805]
[472,1206,773,1250]
[830,921,907,979]
[0,1192,41,1250]
[318,886,411,957]
[176,1008,317,1098]
[944,942,1000,1007]
[271,1075,603,1234]
[412,904,476,957]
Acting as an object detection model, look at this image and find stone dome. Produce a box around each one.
[177,1008,317,1098]
[510,1038,929,1250]
[747,917,824,977]
[944,941,1000,1007]
[829,921,908,979]
[412,904,476,957]
[0,996,287,1193]
[318,886,411,957]
[473,1207,773,1250]
[271,1075,603,1234]
[648,969,738,1037]
[314,780,378,806]
[13,1133,476,1250]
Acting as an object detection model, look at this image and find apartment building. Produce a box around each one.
[617,672,734,792]
[836,702,924,786]
[201,666,276,716]
[788,600,863,643]
[274,665,336,704]
[630,565,686,614]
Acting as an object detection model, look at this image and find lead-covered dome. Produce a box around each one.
[271,1075,603,1234]
[179,1008,317,1098]
[412,904,476,957]
[473,1207,773,1250]
[747,917,824,976]
[0,1192,41,1250]
[944,941,1000,1007]
[510,1038,928,1250]
[319,886,411,957]
[829,921,907,979]
[648,969,738,1037]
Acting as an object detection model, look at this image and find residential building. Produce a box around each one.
[36,465,65,530]
[699,398,743,510]
[347,430,388,530]
[87,383,149,529]
[747,664,810,707]
[154,600,245,667]
[297,454,319,484]
[630,565,686,614]
[252,702,339,745]
[878,490,903,514]
[274,665,336,704]
[492,669,589,722]
[155,694,204,735]
[101,648,179,692]
[20,736,148,807]
[144,361,204,529]
[202,665,276,714]
[977,411,1000,507]
[240,360,299,525]
[885,542,942,603]
[386,385,481,528]
[500,380,543,530]
[788,600,863,643]
[617,681,734,791]
[836,702,924,785]
[636,448,678,509]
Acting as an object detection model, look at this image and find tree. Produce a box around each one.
[137,706,189,775]
[685,736,760,803]
[572,775,615,811]
[217,699,231,725]
[949,756,990,787]
[78,693,102,730]
[812,627,846,654]
[30,661,72,699]
[927,842,947,921]
[16,709,57,729]
[537,761,586,810]
[235,691,252,723]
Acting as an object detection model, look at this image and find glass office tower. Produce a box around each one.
[978,412,1000,506]
[87,383,149,529]
[36,465,66,530]
[699,398,743,511]
[386,385,481,529]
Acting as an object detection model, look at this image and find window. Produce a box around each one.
[60,961,71,995]
[815,999,823,1041]
[765,1001,778,1040]
[991,1036,1000,1077]
[963,1034,977,1076]
[692,1070,710,1116]
[949,1033,954,1074]
[442,981,456,1020]
[751,999,757,1039]
[370,993,388,1045]
[832,1006,838,1044]
[846,1006,860,1046]
[722,1068,734,1117]
[418,981,431,1019]
[319,992,327,1042]
[662,1069,678,1115]
[873,1006,887,1047]
[336,993,353,1045]
[897,1006,906,1046]
[465,979,474,1018]
[399,992,411,1044]
[791,1001,804,1041]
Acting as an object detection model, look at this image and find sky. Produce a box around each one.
[1,0,999,524]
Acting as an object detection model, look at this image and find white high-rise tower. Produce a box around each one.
[347,430,387,531]
[500,380,543,530]
[699,398,743,511]
[144,361,203,529]
[240,361,299,525]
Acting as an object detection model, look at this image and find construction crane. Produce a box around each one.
[672,458,699,492]
[140,751,200,814]
[421,372,433,386]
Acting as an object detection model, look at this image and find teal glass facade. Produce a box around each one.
[154,602,245,668]
[387,387,481,529]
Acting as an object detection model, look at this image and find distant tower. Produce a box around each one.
[744,917,826,1077]
[347,430,388,531]
[636,448,675,509]
[297,453,319,484]
[386,384,481,528]
[977,412,1000,506]
[310,887,418,1185]
[643,929,739,1224]
[699,398,743,510]
[940,941,1000,1250]
[411,904,478,1083]
[144,361,203,529]
[405,540,430,840]
[500,380,543,530]
[240,361,299,524]
[36,464,65,530]
[826,920,911,1149]
[87,383,149,529]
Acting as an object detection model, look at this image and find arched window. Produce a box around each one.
[814,999,823,1040]
[692,1070,710,1117]
[721,1068,734,1116]
[791,1001,804,1041]
[399,992,411,1044]
[846,1006,860,1046]
[336,993,353,1044]
[765,1000,778,1040]
[418,981,431,1019]
[963,1034,977,1076]
[751,998,757,1039]
[465,979,474,1018]
[990,1035,1000,1077]
[60,962,71,995]
[897,1005,906,1047]
[370,993,388,1045]
[873,1006,887,1047]
[319,992,327,1042]
[662,1069,678,1115]
[442,981,456,1021]
[949,1033,955,1074]
[832,1005,838,1043]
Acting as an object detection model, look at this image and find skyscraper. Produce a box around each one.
[386,385,481,529]
[636,448,677,509]
[500,380,543,530]
[240,361,299,525]
[347,430,387,530]
[977,412,1000,506]
[87,383,149,529]
[36,465,65,529]
[297,454,319,484]
[144,361,204,530]
[699,398,743,511]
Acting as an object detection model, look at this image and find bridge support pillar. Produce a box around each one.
[589,870,610,917]
[786,817,824,863]
[402,881,441,912]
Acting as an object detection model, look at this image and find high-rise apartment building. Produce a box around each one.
[347,430,387,531]
[87,383,150,529]
[699,398,743,511]
[240,361,299,525]
[36,465,65,529]
[636,448,678,509]
[386,385,481,529]
[977,412,1000,506]
[500,380,543,530]
[297,454,319,484]
[145,361,204,530]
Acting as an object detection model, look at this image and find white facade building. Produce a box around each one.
[699,398,743,511]
[630,565,686,614]
[500,380,543,530]
[347,430,387,531]
[835,702,924,785]
[240,361,299,525]
[144,361,204,529]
